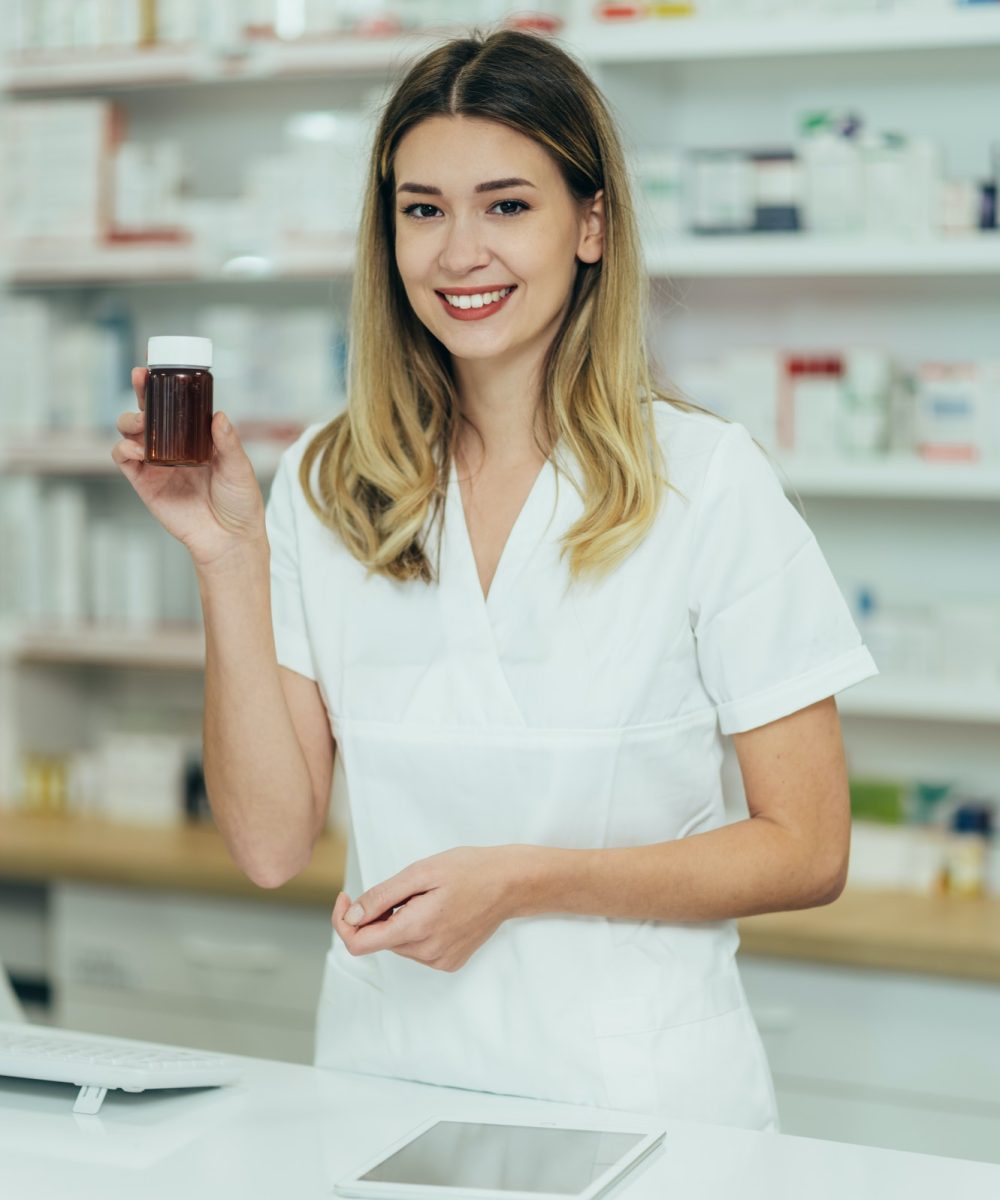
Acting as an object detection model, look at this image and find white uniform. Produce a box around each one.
[265,402,878,1131]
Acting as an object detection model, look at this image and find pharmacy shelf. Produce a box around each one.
[5,9,1000,94]
[9,626,1000,723]
[6,436,1000,500]
[0,28,462,93]
[837,676,1000,725]
[0,811,349,907]
[776,455,1000,501]
[647,233,1000,279]
[4,240,212,285]
[0,434,292,477]
[8,234,1000,287]
[9,625,205,670]
[568,7,1000,65]
[3,239,355,285]
[0,435,127,475]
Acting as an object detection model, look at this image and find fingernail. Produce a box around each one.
[345,903,364,926]
[218,413,230,433]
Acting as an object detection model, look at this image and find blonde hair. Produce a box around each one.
[300,26,732,584]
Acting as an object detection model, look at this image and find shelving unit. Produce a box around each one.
[5,7,1000,92]
[0,434,290,477]
[2,238,356,286]
[568,6,1000,62]
[2,9,1000,1160]
[11,625,205,671]
[8,232,1000,287]
[9,628,1000,725]
[837,677,1000,725]
[4,434,998,494]
[1,28,462,92]
[2,8,999,776]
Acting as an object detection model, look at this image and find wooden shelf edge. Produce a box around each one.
[0,812,347,907]
[738,888,1000,984]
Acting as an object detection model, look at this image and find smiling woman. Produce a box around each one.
[297,27,707,585]
[241,25,878,1135]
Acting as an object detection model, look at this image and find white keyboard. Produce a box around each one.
[0,1020,241,1114]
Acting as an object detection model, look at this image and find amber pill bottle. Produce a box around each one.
[144,336,214,466]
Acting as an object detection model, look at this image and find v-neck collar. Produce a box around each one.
[446,452,558,613]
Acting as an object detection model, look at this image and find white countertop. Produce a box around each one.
[1,1052,999,1200]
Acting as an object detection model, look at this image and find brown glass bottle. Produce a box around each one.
[144,336,213,466]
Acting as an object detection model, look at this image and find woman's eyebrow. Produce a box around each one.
[396,177,537,196]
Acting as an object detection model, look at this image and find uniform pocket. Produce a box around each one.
[314,941,392,1074]
[591,969,747,1116]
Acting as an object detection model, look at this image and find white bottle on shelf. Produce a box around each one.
[45,485,87,628]
[859,131,911,238]
[798,112,864,236]
[839,347,891,457]
[901,135,943,240]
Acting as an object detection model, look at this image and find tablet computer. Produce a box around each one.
[331,1114,666,1200]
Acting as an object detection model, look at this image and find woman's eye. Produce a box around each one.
[401,203,441,219]
[399,200,530,220]
[492,200,529,216]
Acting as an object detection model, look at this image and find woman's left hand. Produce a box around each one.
[331,846,524,972]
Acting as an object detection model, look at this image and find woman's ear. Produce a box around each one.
[576,189,605,265]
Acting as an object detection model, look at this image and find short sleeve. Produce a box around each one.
[687,422,878,734]
[264,441,318,681]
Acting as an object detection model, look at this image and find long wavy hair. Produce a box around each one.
[299,26,734,584]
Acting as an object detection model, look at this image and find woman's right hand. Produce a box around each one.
[112,367,267,571]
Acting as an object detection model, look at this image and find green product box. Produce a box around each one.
[849,776,907,825]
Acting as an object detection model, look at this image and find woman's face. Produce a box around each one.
[392,115,603,364]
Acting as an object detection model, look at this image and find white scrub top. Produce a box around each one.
[265,401,878,1132]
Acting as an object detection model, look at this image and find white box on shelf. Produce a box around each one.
[2,100,115,242]
[44,484,87,628]
[97,732,188,826]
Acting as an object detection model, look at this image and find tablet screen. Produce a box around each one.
[359,1120,646,1194]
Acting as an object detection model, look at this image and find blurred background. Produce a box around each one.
[1,0,999,1166]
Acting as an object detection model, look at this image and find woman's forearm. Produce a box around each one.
[198,537,319,887]
[506,816,847,924]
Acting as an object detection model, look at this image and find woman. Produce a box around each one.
[114,28,877,1131]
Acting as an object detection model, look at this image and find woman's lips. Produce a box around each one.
[435,287,516,322]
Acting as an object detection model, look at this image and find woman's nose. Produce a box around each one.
[437,215,490,274]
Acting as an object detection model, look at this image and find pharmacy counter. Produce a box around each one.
[2,1050,1000,1200]
[1,812,999,982]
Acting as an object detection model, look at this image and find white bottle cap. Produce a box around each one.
[147,336,212,369]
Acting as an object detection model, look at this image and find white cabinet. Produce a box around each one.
[740,954,1000,1164]
[50,882,332,1063]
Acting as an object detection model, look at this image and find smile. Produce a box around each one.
[435,286,516,321]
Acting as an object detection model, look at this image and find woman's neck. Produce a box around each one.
[452,350,547,469]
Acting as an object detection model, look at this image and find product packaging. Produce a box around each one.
[938,802,995,898]
[44,484,87,628]
[915,362,992,462]
[98,731,188,826]
[749,150,801,233]
[687,149,755,235]
[633,146,686,242]
[781,354,843,455]
[838,347,891,457]
[797,111,864,236]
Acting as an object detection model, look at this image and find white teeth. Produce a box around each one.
[443,287,512,310]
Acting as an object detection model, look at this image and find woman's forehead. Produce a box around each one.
[394,116,554,188]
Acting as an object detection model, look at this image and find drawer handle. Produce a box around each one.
[180,935,281,973]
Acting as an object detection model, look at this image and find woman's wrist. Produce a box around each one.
[503,844,583,920]
[193,533,270,586]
